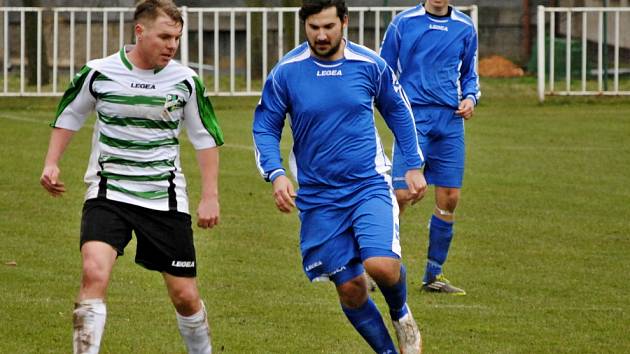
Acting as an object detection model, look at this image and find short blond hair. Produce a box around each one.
[134,0,183,27]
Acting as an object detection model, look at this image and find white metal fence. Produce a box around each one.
[0,6,477,97]
[537,6,630,102]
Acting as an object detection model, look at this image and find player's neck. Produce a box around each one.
[126,45,156,71]
[424,3,450,17]
[312,38,346,62]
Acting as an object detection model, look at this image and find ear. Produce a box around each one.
[342,15,349,29]
[135,23,144,41]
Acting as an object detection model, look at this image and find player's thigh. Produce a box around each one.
[352,192,401,260]
[132,208,197,277]
[423,133,465,188]
[80,198,133,256]
[300,208,363,286]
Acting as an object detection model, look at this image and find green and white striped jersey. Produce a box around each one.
[52,45,224,214]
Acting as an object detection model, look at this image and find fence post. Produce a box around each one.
[537,5,545,102]
[180,6,188,66]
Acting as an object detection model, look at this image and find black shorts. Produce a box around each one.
[80,198,197,277]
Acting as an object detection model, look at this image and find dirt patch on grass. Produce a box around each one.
[479,55,525,78]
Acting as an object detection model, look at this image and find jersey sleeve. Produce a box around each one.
[379,18,402,76]
[252,67,289,182]
[50,65,96,131]
[460,26,481,105]
[183,76,224,150]
[375,64,424,170]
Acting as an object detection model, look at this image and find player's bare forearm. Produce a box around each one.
[196,147,220,228]
[40,128,75,197]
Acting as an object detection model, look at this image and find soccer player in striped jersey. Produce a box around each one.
[39,1,222,353]
[380,0,480,295]
[254,1,426,352]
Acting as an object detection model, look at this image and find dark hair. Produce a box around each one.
[134,0,183,27]
[299,0,348,22]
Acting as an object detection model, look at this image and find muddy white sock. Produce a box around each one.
[73,298,106,354]
[176,301,211,354]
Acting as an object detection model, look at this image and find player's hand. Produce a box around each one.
[455,98,475,120]
[197,197,220,229]
[272,175,296,213]
[404,168,427,205]
[40,165,66,197]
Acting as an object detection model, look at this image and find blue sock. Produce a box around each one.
[377,265,409,321]
[424,215,454,283]
[341,298,397,353]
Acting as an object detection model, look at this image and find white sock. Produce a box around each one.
[176,301,212,354]
[73,299,106,354]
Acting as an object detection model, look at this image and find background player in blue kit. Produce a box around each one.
[253,1,427,352]
[380,0,480,295]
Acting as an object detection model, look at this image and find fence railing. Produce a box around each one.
[537,6,630,102]
[0,6,477,97]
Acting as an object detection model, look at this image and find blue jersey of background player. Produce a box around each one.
[380,0,480,295]
[253,1,426,352]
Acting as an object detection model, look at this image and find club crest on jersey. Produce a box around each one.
[429,24,448,32]
[130,82,156,89]
[316,69,342,77]
[164,93,185,112]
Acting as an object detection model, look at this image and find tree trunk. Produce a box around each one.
[24,0,50,85]
[246,0,264,80]
[282,0,302,51]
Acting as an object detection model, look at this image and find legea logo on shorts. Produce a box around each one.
[171,261,195,267]
[329,266,346,276]
[305,261,322,271]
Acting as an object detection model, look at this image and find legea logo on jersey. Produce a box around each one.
[429,24,448,32]
[171,261,195,268]
[316,69,342,77]
[130,82,156,89]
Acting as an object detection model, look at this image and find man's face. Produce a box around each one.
[426,0,449,9]
[136,14,182,68]
[304,6,347,59]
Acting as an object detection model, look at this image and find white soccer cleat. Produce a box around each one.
[392,309,422,354]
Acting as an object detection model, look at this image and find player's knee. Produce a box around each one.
[169,285,200,311]
[366,267,399,287]
[364,258,401,287]
[395,189,411,212]
[81,259,110,288]
[336,277,368,308]
[437,188,460,212]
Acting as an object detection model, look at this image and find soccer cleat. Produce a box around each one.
[392,308,422,354]
[422,274,466,295]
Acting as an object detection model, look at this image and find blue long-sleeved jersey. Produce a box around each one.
[380,5,480,109]
[253,40,423,206]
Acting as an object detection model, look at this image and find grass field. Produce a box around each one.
[0,77,629,353]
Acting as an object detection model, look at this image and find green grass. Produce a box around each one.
[0,77,629,353]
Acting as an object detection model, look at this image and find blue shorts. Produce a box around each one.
[299,185,401,286]
[392,105,465,189]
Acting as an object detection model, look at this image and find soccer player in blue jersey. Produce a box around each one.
[380,0,480,295]
[253,1,427,352]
